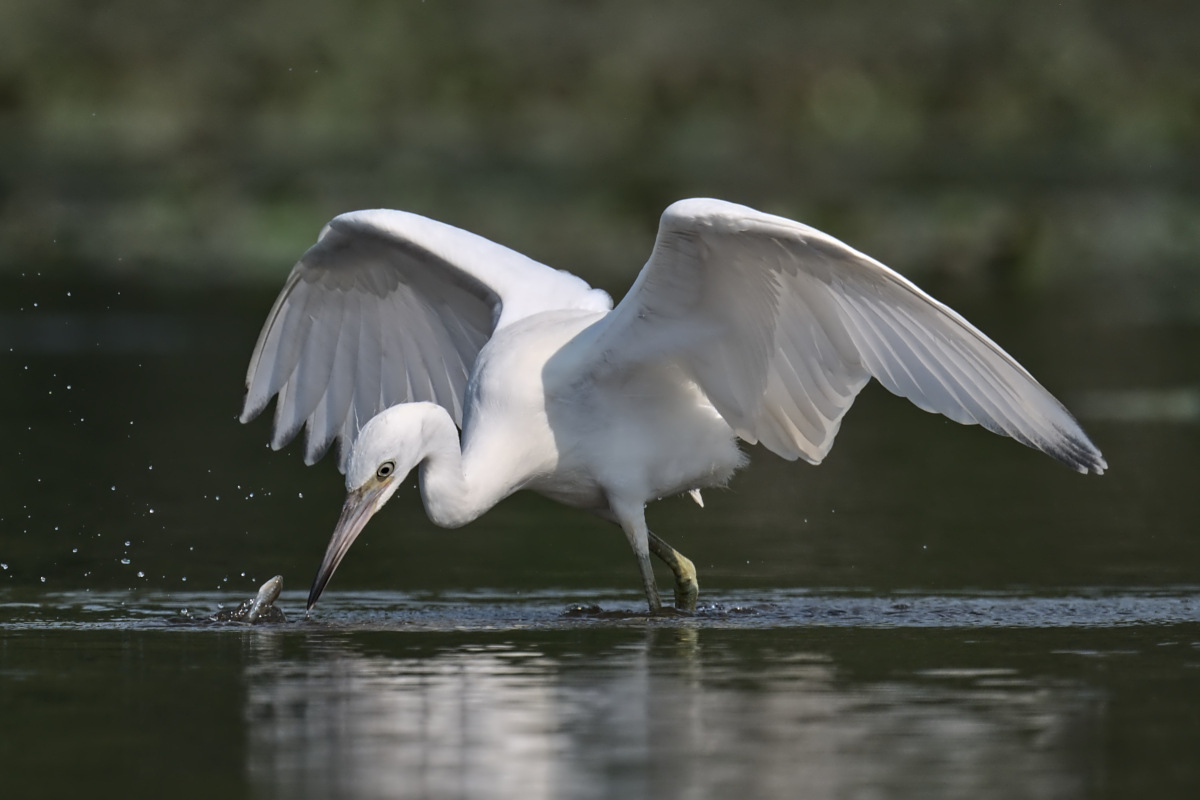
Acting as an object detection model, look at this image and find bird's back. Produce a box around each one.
[459,308,745,516]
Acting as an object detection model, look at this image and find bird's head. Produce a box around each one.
[306,405,429,611]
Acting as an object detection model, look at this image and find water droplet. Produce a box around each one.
[1,563,7,570]
[72,548,77,553]
[137,571,145,578]
[120,558,130,565]
[181,576,187,582]
[40,576,45,582]
[124,540,131,547]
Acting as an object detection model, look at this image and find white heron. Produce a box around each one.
[240,198,1105,613]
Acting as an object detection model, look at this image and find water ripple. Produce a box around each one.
[1,587,1197,631]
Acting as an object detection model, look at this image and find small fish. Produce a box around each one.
[212,575,286,623]
[246,575,285,623]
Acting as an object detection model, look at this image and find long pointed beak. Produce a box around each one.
[307,484,386,610]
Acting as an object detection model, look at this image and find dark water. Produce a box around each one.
[2,589,1199,800]
[2,270,1200,798]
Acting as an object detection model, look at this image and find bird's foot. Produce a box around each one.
[673,583,698,613]
[671,554,699,613]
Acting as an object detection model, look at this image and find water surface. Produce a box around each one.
[3,588,1199,799]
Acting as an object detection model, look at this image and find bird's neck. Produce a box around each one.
[415,405,500,529]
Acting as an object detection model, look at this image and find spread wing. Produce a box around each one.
[585,198,1105,473]
[241,209,612,471]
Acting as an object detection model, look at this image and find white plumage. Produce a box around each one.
[241,198,1106,612]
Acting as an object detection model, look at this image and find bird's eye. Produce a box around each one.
[376,461,396,479]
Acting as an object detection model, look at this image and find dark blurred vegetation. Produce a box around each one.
[1,0,1198,300]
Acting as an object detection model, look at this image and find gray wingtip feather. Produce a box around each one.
[304,434,335,466]
[239,400,263,425]
[240,381,273,424]
[1053,430,1107,476]
[270,398,305,451]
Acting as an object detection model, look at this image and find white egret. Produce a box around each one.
[240,198,1105,613]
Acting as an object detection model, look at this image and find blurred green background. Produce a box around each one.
[1,0,1197,599]
[4,0,1198,293]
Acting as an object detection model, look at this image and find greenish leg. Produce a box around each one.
[615,504,663,612]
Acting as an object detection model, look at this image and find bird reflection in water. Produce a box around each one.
[242,628,1101,799]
